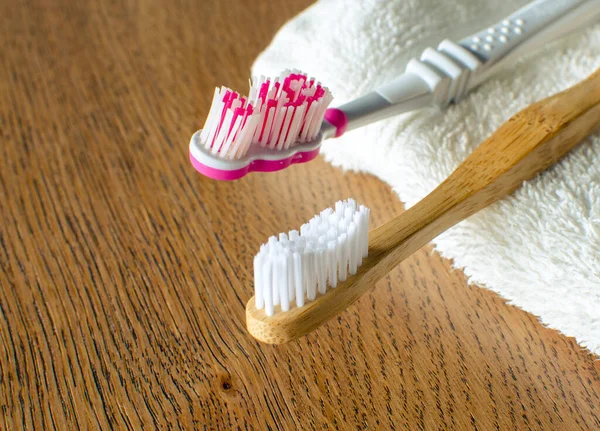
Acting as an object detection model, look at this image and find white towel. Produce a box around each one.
[252,0,600,355]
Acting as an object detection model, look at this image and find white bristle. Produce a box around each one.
[278,106,294,150]
[327,241,337,287]
[338,233,348,282]
[253,199,370,316]
[268,106,286,149]
[293,252,304,307]
[279,253,290,311]
[260,108,275,147]
[263,260,273,316]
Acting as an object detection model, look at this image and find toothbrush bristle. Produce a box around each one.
[200,70,333,160]
[254,199,370,316]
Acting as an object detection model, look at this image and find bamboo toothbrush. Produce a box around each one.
[246,67,600,344]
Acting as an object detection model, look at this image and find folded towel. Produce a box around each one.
[252,0,600,354]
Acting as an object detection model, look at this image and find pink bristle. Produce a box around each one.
[259,99,278,144]
[198,70,332,159]
[277,106,294,150]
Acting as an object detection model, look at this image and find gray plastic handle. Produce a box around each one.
[461,0,600,86]
[323,0,600,139]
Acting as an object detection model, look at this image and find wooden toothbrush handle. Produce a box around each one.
[370,67,600,275]
[246,69,600,345]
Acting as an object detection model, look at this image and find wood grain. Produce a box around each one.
[1,0,599,430]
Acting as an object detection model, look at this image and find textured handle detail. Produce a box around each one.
[398,41,483,107]
[395,0,599,107]
[461,0,585,61]
[405,59,447,106]
[459,0,599,86]
[335,0,598,134]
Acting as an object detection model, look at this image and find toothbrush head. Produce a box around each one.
[247,199,370,343]
[189,70,333,181]
[189,130,323,181]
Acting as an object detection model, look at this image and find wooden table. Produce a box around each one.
[2,0,599,429]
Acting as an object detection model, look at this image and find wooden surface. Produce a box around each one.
[1,0,599,429]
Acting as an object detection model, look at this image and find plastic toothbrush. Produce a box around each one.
[190,0,600,180]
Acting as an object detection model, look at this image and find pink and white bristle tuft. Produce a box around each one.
[189,70,337,180]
